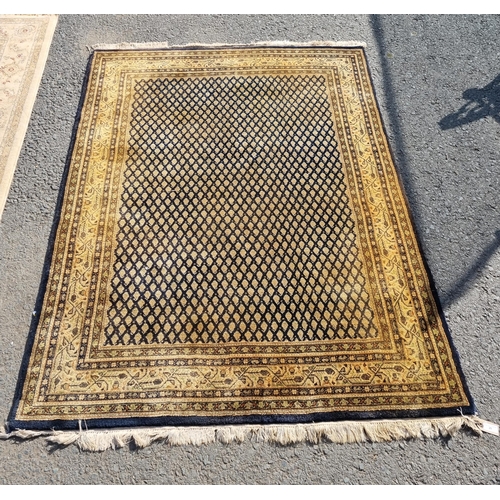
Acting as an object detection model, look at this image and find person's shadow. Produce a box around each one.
[439,73,500,130]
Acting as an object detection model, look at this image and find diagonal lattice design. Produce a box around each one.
[14,49,473,426]
[105,74,377,345]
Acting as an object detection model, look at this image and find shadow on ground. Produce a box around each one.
[439,74,500,130]
[370,14,500,309]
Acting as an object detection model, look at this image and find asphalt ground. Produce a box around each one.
[0,15,499,484]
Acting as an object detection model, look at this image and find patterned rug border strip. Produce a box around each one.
[89,40,367,52]
[0,14,58,220]
[0,416,489,452]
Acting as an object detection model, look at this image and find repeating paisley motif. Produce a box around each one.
[17,48,470,422]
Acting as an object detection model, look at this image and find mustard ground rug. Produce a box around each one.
[0,15,58,220]
[5,44,479,449]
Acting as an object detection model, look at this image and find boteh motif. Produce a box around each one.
[12,47,473,429]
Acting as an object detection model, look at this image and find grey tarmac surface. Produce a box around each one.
[0,15,499,484]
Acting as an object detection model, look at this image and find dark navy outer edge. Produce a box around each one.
[7,45,475,433]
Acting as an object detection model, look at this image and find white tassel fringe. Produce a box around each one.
[0,416,485,452]
[89,40,367,52]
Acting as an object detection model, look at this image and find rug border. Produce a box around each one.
[358,45,476,420]
[0,14,58,221]
[7,43,475,433]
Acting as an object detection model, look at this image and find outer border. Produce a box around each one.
[358,45,476,417]
[8,44,475,432]
[0,15,58,220]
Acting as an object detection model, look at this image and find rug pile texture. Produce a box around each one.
[0,15,57,220]
[6,45,476,448]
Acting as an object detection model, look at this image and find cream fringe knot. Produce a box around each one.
[89,40,368,52]
[0,416,485,452]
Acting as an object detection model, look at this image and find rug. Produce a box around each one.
[0,15,58,220]
[5,43,479,449]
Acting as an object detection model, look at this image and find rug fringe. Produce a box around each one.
[90,40,367,52]
[0,416,486,452]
